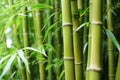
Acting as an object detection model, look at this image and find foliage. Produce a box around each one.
[0,0,120,80]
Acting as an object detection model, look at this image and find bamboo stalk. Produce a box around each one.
[8,0,27,80]
[61,0,75,80]
[45,1,53,80]
[107,0,115,80]
[115,53,120,80]
[83,0,89,71]
[34,0,46,80]
[86,0,92,80]
[77,0,83,24]
[54,0,62,80]
[71,0,83,80]
[89,0,102,80]
[22,3,32,80]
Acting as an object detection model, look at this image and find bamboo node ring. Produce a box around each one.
[75,62,83,65]
[92,21,103,25]
[108,75,115,77]
[87,66,102,71]
[23,33,28,35]
[62,23,73,27]
[64,57,74,60]
[107,49,114,51]
[36,13,41,16]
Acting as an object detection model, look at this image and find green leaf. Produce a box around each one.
[83,42,88,54]
[23,47,47,57]
[44,43,56,53]
[46,64,53,70]
[30,3,53,10]
[59,70,65,80]
[0,54,11,65]
[38,46,47,57]
[0,54,16,79]
[79,7,89,17]
[106,29,120,52]
[17,50,30,73]
[17,56,22,69]
[42,22,59,43]
[73,22,89,33]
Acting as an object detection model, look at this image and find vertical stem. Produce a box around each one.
[77,0,83,24]
[22,2,31,80]
[34,0,46,80]
[86,0,92,80]
[107,0,115,80]
[8,0,27,80]
[89,0,102,80]
[45,1,53,80]
[115,53,120,80]
[61,0,75,80]
[54,0,62,80]
[83,0,89,72]
[71,0,83,80]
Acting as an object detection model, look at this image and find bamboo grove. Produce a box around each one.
[0,0,120,80]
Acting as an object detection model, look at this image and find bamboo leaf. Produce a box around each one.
[0,1,30,15]
[17,56,22,68]
[46,64,53,70]
[0,54,16,79]
[44,43,56,53]
[24,47,47,57]
[111,9,117,16]
[0,54,11,65]
[30,3,53,10]
[73,22,89,33]
[38,46,47,57]
[17,50,30,73]
[83,42,88,54]
[42,22,59,43]
[106,29,120,52]
[59,70,65,80]
[79,7,89,17]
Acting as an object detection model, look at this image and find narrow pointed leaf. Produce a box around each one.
[17,50,30,73]
[73,22,89,33]
[24,47,47,57]
[83,42,88,54]
[106,29,120,52]
[0,54,11,65]
[0,54,16,79]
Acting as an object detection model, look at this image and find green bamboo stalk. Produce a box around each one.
[71,0,83,80]
[8,0,27,80]
[54,0,62,80]
[77,0,83,24]
[86,0,92,80]
[115,53,120,80]
[61,0,75,80]
[45,1,53,80]
[22,3,32,80]
[107,0,115,80]
[89,0,102,80]
[34,0,46,80]
[83,0,89,71]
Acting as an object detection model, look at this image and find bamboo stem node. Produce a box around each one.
[108,75,115,77]
[62,23,73,27]
[64,57,74,60]
[36,13,41,16]
[37,35,43,39]
[75,62,83,65]
[23,32,29,35]
[87,66,102,72]
[92,21,103,25]
[107,49,114,51]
